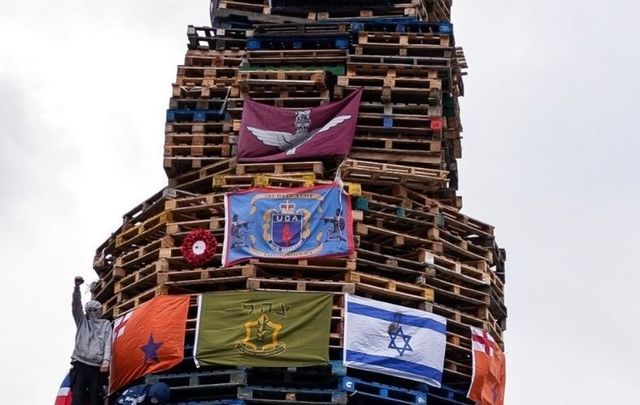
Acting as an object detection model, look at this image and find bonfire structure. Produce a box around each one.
[91,1,507,403]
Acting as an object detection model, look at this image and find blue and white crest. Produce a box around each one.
[268,201,305,253]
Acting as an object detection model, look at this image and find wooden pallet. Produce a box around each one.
[90,267,125,304]
[166,121,233,135]
[116,255,255,300]
[239,69,325,82]
[356,222,444,253]
[233,161,324,176]
[176,65,240,81]
[213,173,317,190]
[356,248,490,292]
[163,266,259,293]
[172,81,237,97]
[249,254,356,271]
[245,261,355,284]
[354,193,437,223]
[347,271,434,303]
[238,70,327,92]
[237,385,347,404]
[347,59,450,75]
[357,112,443,134]
[340,159,449,191]
[184,49,247,68]
[172,85,232,103]
[121,187,193,227]
[349,152,443,169]
[358,101,443,118]
[169,91,233,110]
[353,42,453,59]
[115,211,173,249]
[348,54,451,70]
[247,49,348,65]
[163,265,257,284]
[219,0,271,14]
[357,31,451,47]
[146,370,247,401]
[237,87,330,100]
[164,156,232,179]
[252,22,348,35]
[339,74,441,91]
[426,227,494,264]
[356,201,495,263]
[391,184,453,210]
[113,285,169,317]
[359,206,438,236]
[115,236,176,271]
[346,63,453,93]
[165,133,234,150]
[187,25,249,51]
[342,377,427,405]
[173,74,239,96]
[246,34,350,51]
[168,158,236,192]
[432,303,502,344]
[100,294,119,321]
[166,192,227,210]
[215,7,311,26]
[247,277,355,293]
[165,144,232,160]
[337,85,440,107]
[311,5,419,21]
[226,96,329,114]
[114,193,231,252]
[349,142,444,166]
[115,260,172,297]
[416,274,490,308]
[419,0,452,22]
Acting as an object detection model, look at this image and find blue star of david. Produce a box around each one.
[388,326,413,356]
[141,333,163,363]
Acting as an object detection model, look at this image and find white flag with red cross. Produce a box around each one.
[467,326,506,405]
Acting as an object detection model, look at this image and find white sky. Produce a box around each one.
[0,1,638,403]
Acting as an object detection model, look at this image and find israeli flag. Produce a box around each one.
[344,294,447,387]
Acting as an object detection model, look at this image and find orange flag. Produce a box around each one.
[467,326,506,405]
[109,295,190,394]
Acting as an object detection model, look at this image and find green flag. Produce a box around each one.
[194,291,333,367]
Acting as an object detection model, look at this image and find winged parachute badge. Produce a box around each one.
[238,88,363,162]
[247,110,352,156]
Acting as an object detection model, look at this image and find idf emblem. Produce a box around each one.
[263,200,311,253]
[235,314,286,357]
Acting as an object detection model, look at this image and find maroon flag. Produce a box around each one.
[237,88,363,162]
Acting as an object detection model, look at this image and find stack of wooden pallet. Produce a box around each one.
[213,0,452,24]
[91,1,505,404]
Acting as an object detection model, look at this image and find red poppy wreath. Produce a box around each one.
[181,229,217,266]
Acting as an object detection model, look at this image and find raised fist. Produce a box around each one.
[74,276,84,287]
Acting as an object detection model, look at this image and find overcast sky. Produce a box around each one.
[1,1,638,403]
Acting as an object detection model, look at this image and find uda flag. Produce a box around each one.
[222,183,354,266]
[468,326,506,405]
[344,295,447,387]
[109,295,189,394]
[54,373,72,405]
[237,88,363,162]
[194,291,332,367]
